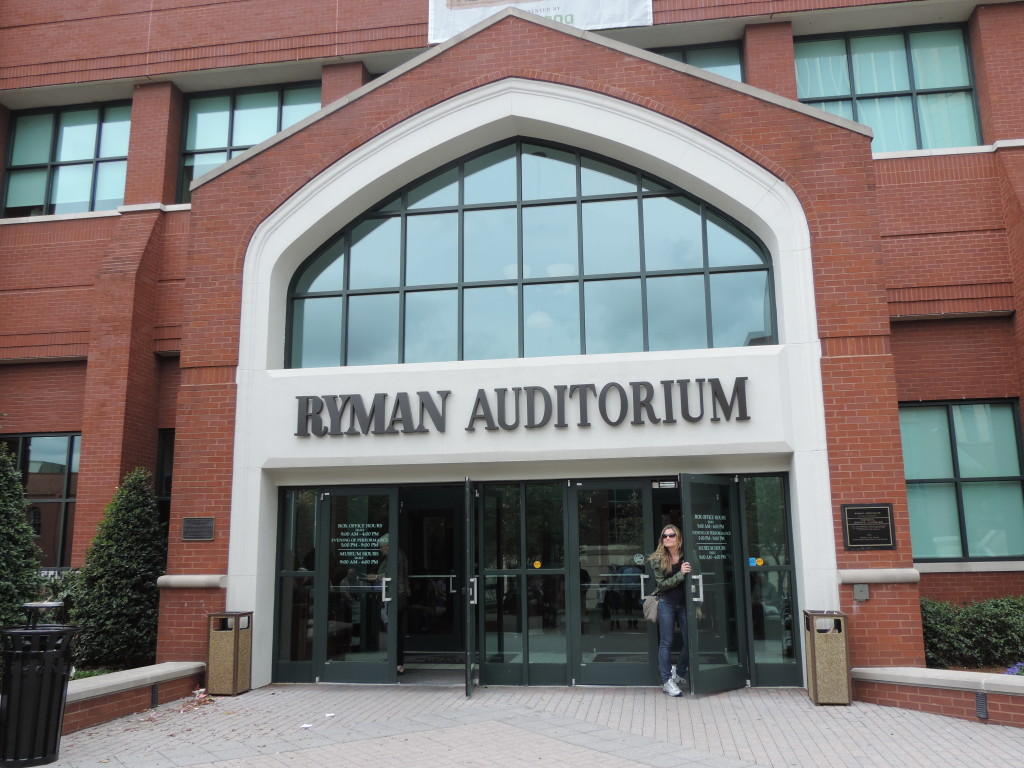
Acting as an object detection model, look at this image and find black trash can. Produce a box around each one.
[0,603,79,767]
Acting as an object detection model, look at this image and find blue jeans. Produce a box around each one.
[657,597,688,684]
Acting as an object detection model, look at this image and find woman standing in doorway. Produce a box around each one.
[649,524,692,697]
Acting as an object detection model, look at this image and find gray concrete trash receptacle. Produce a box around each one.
[207,612,252,696]
[803,610,851,705]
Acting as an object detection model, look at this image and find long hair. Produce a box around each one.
[648,524,683,574]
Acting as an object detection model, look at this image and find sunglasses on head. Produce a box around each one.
[662,532,677,539]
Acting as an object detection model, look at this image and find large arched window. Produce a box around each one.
[287,139,775,368]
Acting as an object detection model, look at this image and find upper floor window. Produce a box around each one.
[900,402,1024,560]
[0,433,80,567]
[180,83,321,202]
[287,138,775,368]
[655,42,743,82]
[2,103,130,217]
[795,27,980,152]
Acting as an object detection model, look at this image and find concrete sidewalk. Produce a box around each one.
[54,682,1024,768]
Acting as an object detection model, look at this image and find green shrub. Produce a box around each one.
[71,468,166,670]
[0,443,42,628]
[921,595,1024,669]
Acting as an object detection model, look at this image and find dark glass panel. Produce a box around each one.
[523,282,579,358]
[347,293,399,365]
[584,279,643,354]
[522,204,578,278]
[406,212,458,286]
[582,200,640,274]
[464,144,517,205]
[464,208,517,282]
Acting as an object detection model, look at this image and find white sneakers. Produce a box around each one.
[663,666,687,696]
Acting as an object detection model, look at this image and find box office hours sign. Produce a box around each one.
[841,504,896,550]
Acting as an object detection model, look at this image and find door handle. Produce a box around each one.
[690,573,704,603]
[382,576,392,602]
[639,573,650,599]
[469,577,479,606]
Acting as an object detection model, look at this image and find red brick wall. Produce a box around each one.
[322,61,371,106]
[0,362,86,433]
[854,680,1024,728]
[919,572,1024,604]
[743,22,797,100]
[969,4,1024,144]
[124,82,184,206]
[62,672,205,734]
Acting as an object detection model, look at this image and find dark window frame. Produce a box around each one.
[794,24,981,151]
[285,137,777,368]
[178,81,322,202]
[900,399,1024,562]
[651,40,745,82]
[2,101,132,218]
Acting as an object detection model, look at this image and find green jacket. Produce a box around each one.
[650,554,691,596]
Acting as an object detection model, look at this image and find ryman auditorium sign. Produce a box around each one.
[296,377,750,437]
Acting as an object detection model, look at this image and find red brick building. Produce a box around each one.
[2,1,1023,698]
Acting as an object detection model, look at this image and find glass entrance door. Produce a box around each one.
[681,474,748,695]
[573,482,656,685]
[317,488,399,684]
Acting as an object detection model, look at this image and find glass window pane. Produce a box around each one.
[580,157,635,196]
[522,143,576,200]
[186,96,230,150]
[524,282,580,357]
[522,204,578,278]
[706,212,765,268]
[743,476,789,565]
[405,289,457,363]
[582,200,640,274]
[795,39,851,99]
[349,218,400,289]
[526,483,564,568]
[963,482,1024,557]
[584,279,642,354]
[50,164,93,214]
[94,160,126,210]
[484,575,523,663]
[5,169,48,214]
[858,95,916,152]
[686,45,743,81]
[347,293,399,366]
[900,407,955,479]
[99,105,131,157]
[291,297,342,368]
[814,100,855,121]
[406,212,458,286]
[907,483,962,558]
[952,403,1021,478]
[464,285,518,361]
[232,90,280,146]
[12,113,54,165]
[709,270,771,347]
[56,109,99,162]
[911,29,970,89]
[295,239,345,293]
[185,152,227,187]
[25,436,70,497]
[465,208,518,282]
[647,275,707,351]
[465,145,517,205]
[643,196,703,271]
[851,35,909,94]
[408,167,458,209]
[918,92,978,149]
[281,86,322,127]
[483,485,521,569]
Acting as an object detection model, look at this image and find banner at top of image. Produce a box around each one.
[428,0,654,44]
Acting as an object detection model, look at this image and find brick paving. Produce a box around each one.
[53,683,1024,768]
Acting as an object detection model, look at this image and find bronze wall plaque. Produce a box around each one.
[841,504,895,550]
[182,517,215,541]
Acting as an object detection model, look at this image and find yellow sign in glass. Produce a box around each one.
[533,560,541,569]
